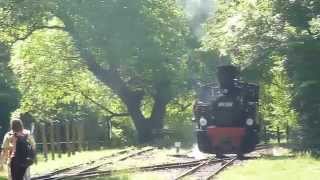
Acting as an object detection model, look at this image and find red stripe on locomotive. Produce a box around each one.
[207,127,245,153]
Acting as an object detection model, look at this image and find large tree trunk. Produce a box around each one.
[76,47,170,143]
[119,86,170,142]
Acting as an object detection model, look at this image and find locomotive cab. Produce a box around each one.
[194,65,260,156]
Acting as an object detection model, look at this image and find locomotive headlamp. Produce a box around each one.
[199,117,207,126]
[246,118,254,126]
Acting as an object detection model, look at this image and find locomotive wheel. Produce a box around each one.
[197,130,212,153]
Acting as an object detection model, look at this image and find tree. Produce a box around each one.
[51,0,192,142]
[273,0,320,148]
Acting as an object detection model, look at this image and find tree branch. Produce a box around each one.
[69,77,129,117]
[13,25,65,43]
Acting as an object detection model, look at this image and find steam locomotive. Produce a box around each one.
[193,65,259,157]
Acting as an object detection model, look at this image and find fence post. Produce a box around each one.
[264,126,268,143]
[277,126,281,144]
[286,122,289,143]
[65,120,71,157]
[33,122,38,164]
[71,120,77,154]
[106,119,112,146]
[77,120,84,151]
[55,121,62,158]
[40,122,48,161]
[49,121,55,160]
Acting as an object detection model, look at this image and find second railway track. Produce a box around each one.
[32,145,262,180]
[174,157,237,180]
[31,147,155,180]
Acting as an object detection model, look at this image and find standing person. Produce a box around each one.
[0,118,35,180]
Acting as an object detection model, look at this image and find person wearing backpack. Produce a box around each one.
[0,118,35,180]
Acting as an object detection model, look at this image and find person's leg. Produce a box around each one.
[23,167,30,180]
[10,158,27,180]
[7,163,12,180]
[10,158,17,180]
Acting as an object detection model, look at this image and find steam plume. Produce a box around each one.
[177,0,216,38]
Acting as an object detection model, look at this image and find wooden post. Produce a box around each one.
[106,119,112,146]
[33,123,38,164]
[49,121,55,160]
[55,122,62,158]
[40,123,48,161]
[86,141,89,151]
[277,126,281,144]
[77,120,84,151]
[264,126,268,143]
[286,122,289,143]
[71,120,77,154]
[65,120,71,157]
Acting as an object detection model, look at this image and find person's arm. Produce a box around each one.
[0,149,9,166]
[29,134,36,150]
[0,134,10,169]
[24,129,36,150]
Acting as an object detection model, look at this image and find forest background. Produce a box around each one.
[1,0,320,150]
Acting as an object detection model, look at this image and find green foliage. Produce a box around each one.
[10,29,122,119]
[56,0,191,96]
[0,61,19,138]
[165,93,194,146]
[6,0,320,148]
[2,0,199,143]
[260,56,298,131]
[51,0,197,142]
[110,117,137,146]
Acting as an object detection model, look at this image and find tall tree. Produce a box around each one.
[52,0,192,142]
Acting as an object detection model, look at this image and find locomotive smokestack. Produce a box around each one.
[217,65,240,90]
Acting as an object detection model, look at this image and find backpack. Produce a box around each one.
[15,134,35,168]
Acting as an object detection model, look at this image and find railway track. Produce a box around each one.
[65,158,211,179]
[55,156,237,180]
[174,157,237,180]
[31,147,155,180]
[32,145,259,180]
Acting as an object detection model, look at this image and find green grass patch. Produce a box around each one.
[217,154,320,180]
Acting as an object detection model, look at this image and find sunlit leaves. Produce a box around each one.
[10,29,123,120]
[56,0,190,96]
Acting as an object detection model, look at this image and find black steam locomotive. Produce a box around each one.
[193,65,259,156]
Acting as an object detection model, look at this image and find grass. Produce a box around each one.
[217,153,320,180]
[0,172,6,180]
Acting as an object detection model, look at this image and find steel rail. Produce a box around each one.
[174,157,223,180]
[205,157,237,180]
[31,149,131,180]
[46,158,211,179]
[52,147,155,180]
[31,147,154,180]
[55,159,208,179]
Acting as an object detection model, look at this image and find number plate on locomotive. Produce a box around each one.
[218,102,233,107]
